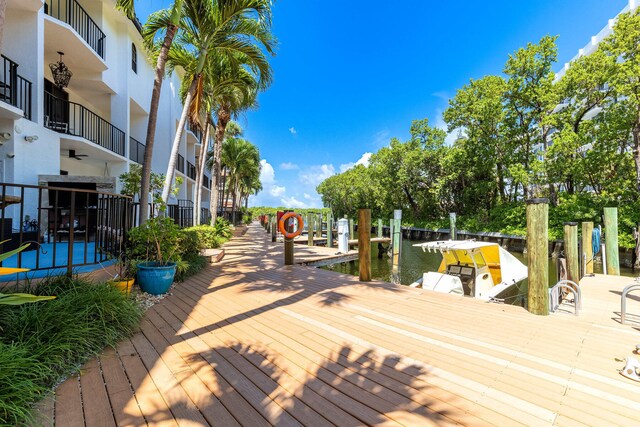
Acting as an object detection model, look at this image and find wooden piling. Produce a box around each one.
[316,213,322,238]
[307,212,314,246]
[271,217,276,242]
[358,209,372,281]
[284,215,294,266]
[582,221,594,274]
[564,222,579,284]
[349,218,354,241]
[526,198,549,316]
[450,212,457,240]
[392,210,402,284]
[377,218,383,238]
[327,213,333,247]
[604,207,620,276]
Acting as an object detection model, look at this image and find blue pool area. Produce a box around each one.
[1,242,115,281]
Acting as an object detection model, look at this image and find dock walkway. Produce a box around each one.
[40,222,640,426]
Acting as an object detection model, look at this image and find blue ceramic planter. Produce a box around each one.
[136,262,177,295]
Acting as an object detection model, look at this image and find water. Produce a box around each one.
[321,238,637,286]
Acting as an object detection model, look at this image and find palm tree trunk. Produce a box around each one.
[210,106,230,225]
[194,120,211,225]
[231,183,238,225]
[161,76,199,205]
[0,0,7,51]
[139,23,178,224]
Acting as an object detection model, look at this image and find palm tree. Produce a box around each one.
[135,0,185,224]
[159,0,275,206]
[220,137,260,223]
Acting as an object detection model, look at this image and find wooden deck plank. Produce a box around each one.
[79,358,116,427]
[99,347,146,427]
[54,376,84,427]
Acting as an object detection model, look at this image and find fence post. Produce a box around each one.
[359,209,371,281]
[564,222,579,284]
[582,221,594,275]
[526,198,549,315]
[604,207,620,276]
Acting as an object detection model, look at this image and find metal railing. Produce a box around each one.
[548,280,582,315]
[167,199,193,228]
[45,0,106,59]
[129,136,145,164]
[44,91,125,156]
[0,182,133,277]
[621,278,640,325]
[0,55,32,120]
[176,154,185,173]
[187,161,196,180]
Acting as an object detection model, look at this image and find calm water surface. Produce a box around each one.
[321,239,636,287]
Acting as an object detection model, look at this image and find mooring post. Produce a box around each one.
[392,209,402,284]
[582,221,594,275]
[327,213,333,247]
[316,213,322,239]
[450,212,457,240]
[359,209,372,281]
[526,198,549,316]
[377,218,383,238]
[307,212,314,246]
[564,222,579,284]
[604,207,620,275]
[284,215,294,266]
[349,218,354,242]
[271,216,276,242]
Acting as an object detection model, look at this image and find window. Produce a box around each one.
[131,43,137,73]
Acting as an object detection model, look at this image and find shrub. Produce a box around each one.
[127,217,182,264]
[212,217,233,239]
[183,225,222,250]
[0,276,142,425]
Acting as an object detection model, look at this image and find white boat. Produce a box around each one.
[410,240,528,302]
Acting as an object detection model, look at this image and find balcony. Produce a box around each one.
[44,91,125,157]
[129,137,145,164]
[44,0,105,59]
[203,175,211,189]
[187,161,196,180]
[0,55,32,120]
[176,154,185,174]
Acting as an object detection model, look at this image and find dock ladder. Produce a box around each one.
[621,277,640,325]
[548,280,582,315]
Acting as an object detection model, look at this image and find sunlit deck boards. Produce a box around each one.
[41,223,640,426]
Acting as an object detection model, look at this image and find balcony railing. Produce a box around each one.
[129,136,145,164]
[44,91,125,156]
[176,154,185,173]
[0,55,32,120]
[45,0,106,59]
[187,161,196,180]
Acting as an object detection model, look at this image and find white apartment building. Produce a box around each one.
[0,0,213,226]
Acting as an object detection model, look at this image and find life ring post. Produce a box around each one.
[279,212,304,265]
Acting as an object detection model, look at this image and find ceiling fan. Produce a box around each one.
[68,149,88,160]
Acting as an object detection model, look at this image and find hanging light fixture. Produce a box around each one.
[49,51,72,89]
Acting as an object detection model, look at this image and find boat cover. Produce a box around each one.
[414,240,528,286]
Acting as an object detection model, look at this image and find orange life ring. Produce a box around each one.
[278,212,304,239]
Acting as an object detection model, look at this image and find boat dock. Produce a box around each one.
[294,235,391,247]
[40,222,640,426]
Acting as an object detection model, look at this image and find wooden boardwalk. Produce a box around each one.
[38,223,640,426]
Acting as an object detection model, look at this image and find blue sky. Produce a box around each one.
[136,0,628,208]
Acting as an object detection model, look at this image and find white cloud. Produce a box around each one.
[340,152,372,173]
[299,164,336,187]
[372,129,390,148]
[303,193,312,200]
[259,159,275,184]
[288,127,297,135]
[269,185,286,197]
[280,196,308,209]
[279,162,299,170]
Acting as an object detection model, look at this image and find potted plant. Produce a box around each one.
[127,217,180,295]
[108,254,136,295]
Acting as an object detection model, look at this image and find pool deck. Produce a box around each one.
[37,222,640,426]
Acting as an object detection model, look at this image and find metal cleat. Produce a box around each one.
[620,356,640,382]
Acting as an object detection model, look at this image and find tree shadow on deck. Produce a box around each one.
[180,342,457,426]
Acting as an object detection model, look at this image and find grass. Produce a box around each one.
[0,276,142,426]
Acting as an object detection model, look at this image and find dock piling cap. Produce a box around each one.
[564,222,578,226]
[526,198,549,205]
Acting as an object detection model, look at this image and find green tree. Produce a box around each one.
[220,137,261,223]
